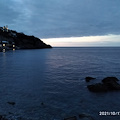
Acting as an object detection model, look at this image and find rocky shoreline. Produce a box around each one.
[0,26,52,51]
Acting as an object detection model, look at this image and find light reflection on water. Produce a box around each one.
[0,48,120,120]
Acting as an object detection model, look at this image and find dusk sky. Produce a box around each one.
[0,0,120,46]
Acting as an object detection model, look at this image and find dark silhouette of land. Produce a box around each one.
[0,26,52,50]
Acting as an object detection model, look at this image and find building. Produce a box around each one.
[0,41,15,52]
[2,25,8,32]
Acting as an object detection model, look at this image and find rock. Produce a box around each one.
[41,102,44,105]
[8,112,13,114]
[87,77,120,92]
[0,115,3,119]
[79,114,94,120]
[102,77,119,82]
[64,116,77,120]
[85,77,96,82]
[41,102,46,107]
[0,115,8,120]
[7,101,15,105]
[102,77,120,90]
[87,83,108,92]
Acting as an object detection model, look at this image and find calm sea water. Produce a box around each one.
[0,47,120,120]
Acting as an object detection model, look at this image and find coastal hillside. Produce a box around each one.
[0,26,52,49]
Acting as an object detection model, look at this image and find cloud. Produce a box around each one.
[0,0,20,24]
[0,0,120,38]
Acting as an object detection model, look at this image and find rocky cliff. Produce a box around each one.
[0,27,52,49]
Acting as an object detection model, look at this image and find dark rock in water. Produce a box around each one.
[79,113,94,120]
[64,116,77,120]
[102,77,119,82]
[8,112,13,114]
[87,77,120,92]
[85,77,96,82]
[41,102,44,105]
[0,115,8,120]
[7,101,15,105]
[87,83,108,92]
[102,77,120,90]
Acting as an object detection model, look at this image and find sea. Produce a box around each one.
[0,47,120,120]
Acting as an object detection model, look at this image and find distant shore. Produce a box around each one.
[0,26,52,52]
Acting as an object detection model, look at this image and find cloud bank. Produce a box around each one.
[0,0,120,39]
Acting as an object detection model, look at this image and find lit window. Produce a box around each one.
[3,44,5,47]
[6,28,8,32]
[3,49,5,52]
[13,45,15,47]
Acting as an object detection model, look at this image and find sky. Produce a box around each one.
[0,0,120,46]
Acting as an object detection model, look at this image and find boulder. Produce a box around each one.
[79,113,94,120]
[102,77,120,90]
[87,77,120,92]
[64,116,77,120]
[0,115,8,120]
[87,83,108,92]
[85,77,96,82]
[102,77,119,83]
[7,101,15,105]
[102,77,119,82]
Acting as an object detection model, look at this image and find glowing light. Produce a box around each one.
[3,44,5,47]
[3,49,5,52]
